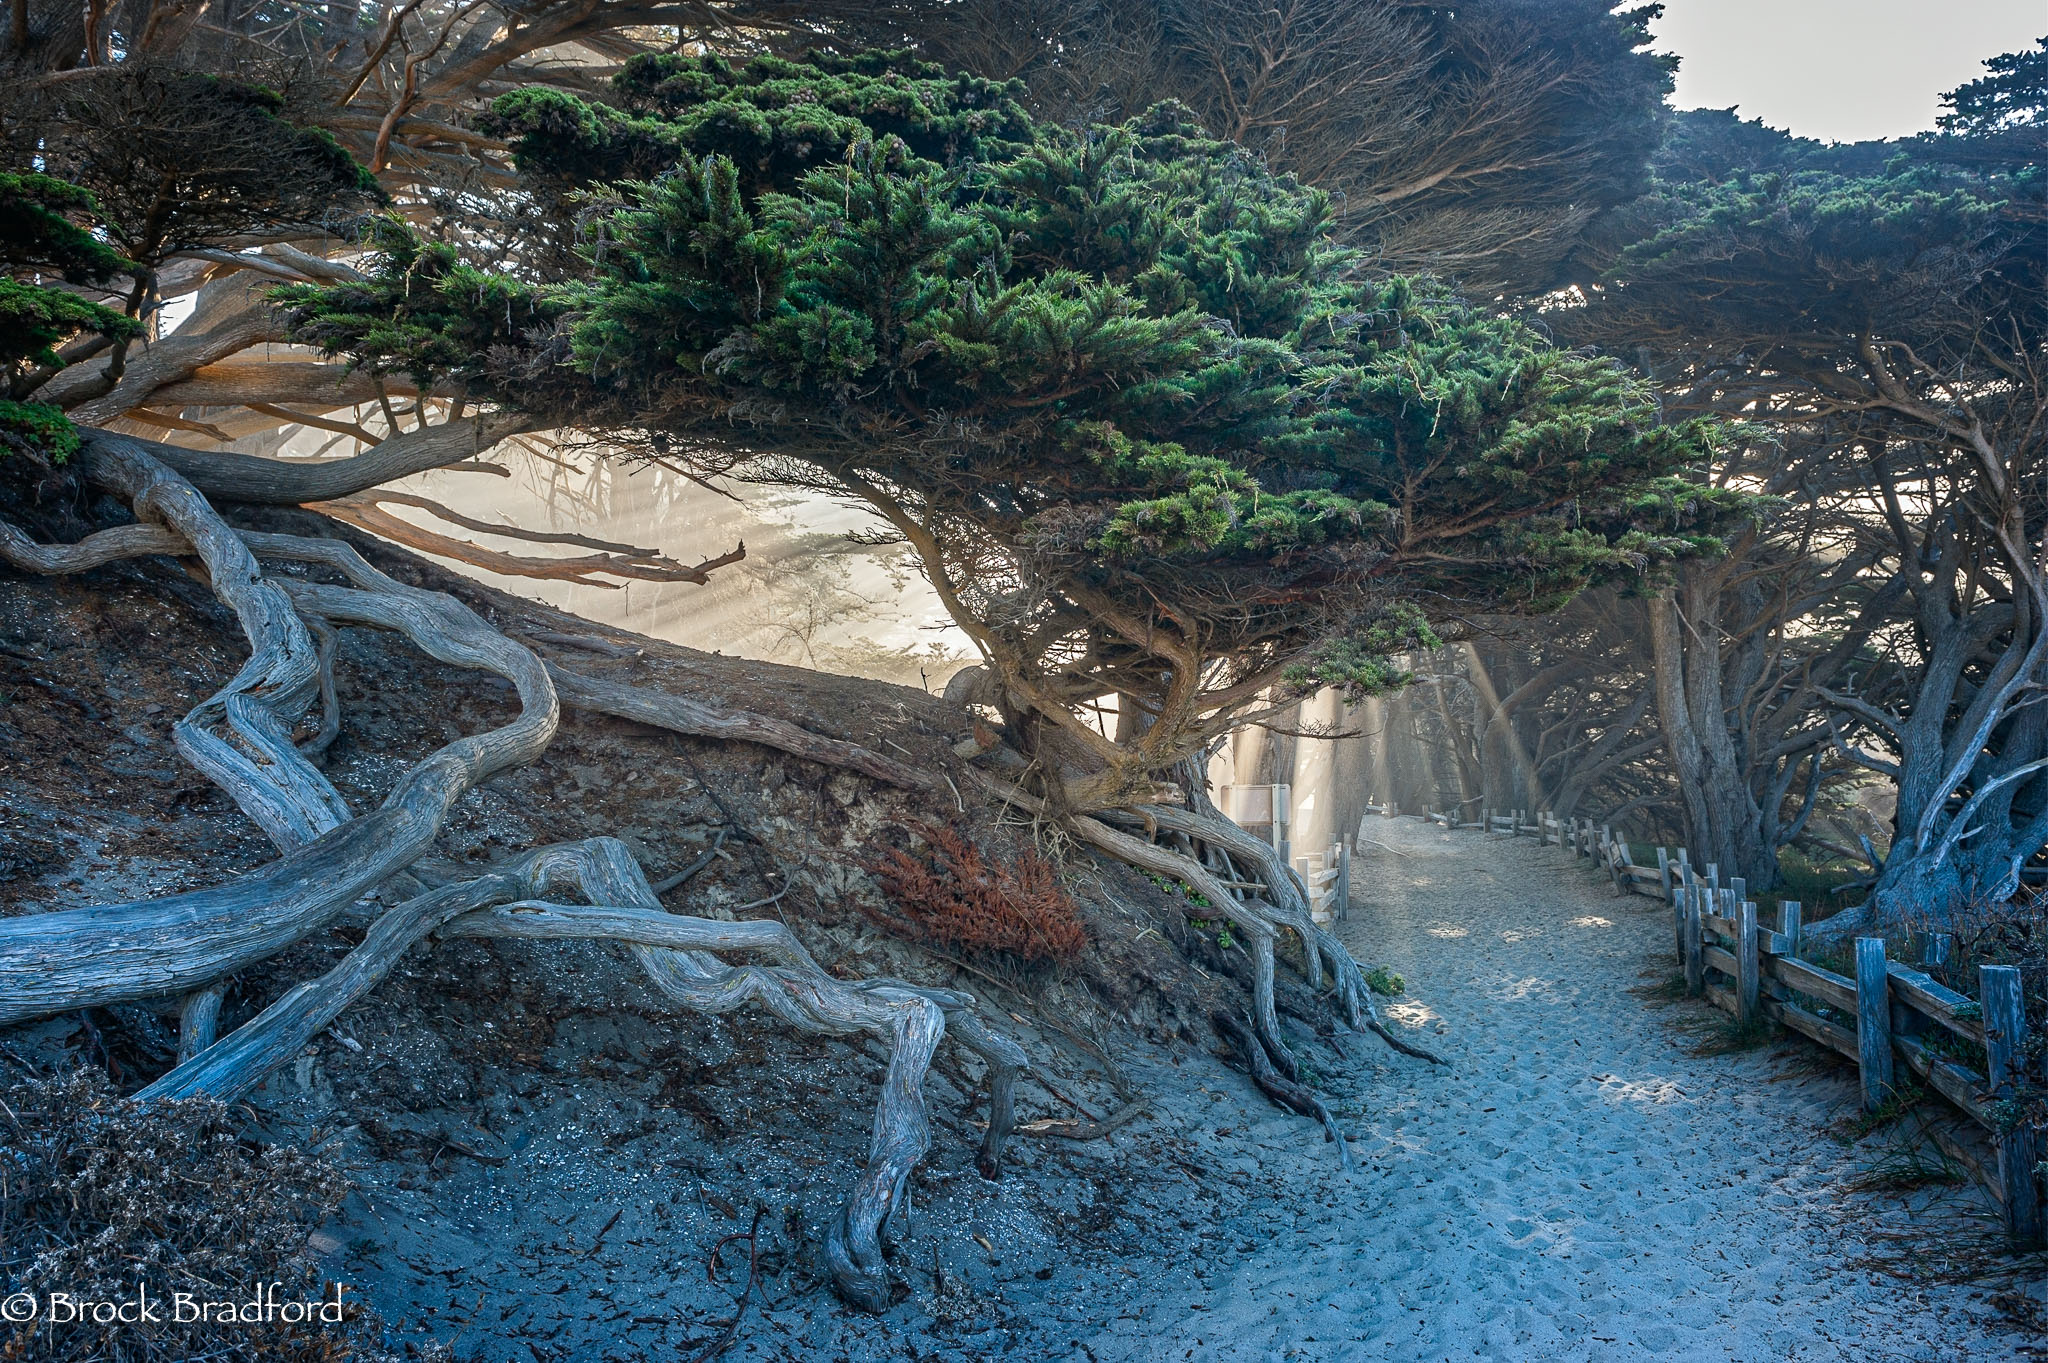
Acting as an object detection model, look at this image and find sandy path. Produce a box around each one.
[1083,817,2024,1363]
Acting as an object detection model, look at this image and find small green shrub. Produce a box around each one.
[0,399,80,463]
[1364,966,1404,997]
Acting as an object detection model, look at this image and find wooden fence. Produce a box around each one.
[1356,797,2046,1246]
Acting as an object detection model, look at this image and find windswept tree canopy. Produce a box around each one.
[1552,39,2048,924]
[780,0,1679,296]
[287,51,1726,808]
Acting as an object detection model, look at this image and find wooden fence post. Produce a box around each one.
[1656,847,1672,901]
[1736,900,1759,1024]
[1982,965,2043,1244]
[1672,883,1686,963]
[1779,901,1801,961]
[1705,863,1720,893]
[1683,885,1705,996]
[1336,839,1352,924]
[1854,938,1894,1112]
[1729,876,1746,908]
[1917,931,1952,969]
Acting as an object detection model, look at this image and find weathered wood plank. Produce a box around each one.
[1884,961,1985,1045]
[1778,901,1802,962]
[1764,996,1858,1061]
[1893,1033,1991,1127]
[1703,943,1738,979]
[1856,938,1896,1112]
[1764,954,1859,1015]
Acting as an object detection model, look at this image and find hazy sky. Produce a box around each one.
[1652,0,2045,144]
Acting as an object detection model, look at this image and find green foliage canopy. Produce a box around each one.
[285,52,1727,803]
[0,173,141,461]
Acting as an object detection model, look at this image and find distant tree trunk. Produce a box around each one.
[1650,577,1776,888]
[1847,591,2048,935]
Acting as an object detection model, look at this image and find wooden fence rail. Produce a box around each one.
[1355,795,2045,1246]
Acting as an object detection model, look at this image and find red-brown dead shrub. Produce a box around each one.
[859,823,1086,971]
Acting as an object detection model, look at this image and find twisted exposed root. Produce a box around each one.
[1214,1011,1351,1169]
[0,503,559,1025]
[953,768,1297,1073]
[1135,803,1441,1062]
[137,851,578,1104]
[1367,1019,1445,1063]
[5,444,350,849]
[1064,813,1297,1078]
[2,443,1032,1310]
[142,834,1017,1311]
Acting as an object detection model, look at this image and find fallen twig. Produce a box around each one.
[687,1207,764,1363]
[653,829,729,894]
[1015,1099,1150,1140]
[1368,1020,1446,1064]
